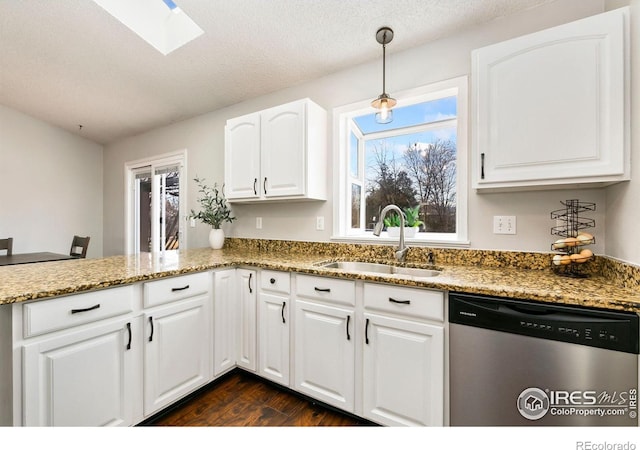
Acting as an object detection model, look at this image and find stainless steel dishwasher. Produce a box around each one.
[449,292,639,426]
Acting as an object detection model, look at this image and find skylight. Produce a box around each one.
[92,0,204,55]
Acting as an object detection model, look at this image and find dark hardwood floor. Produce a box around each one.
[142,370,374,427]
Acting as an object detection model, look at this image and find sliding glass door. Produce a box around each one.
[126,152,186,254]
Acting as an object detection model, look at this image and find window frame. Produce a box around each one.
[332,76,469,247]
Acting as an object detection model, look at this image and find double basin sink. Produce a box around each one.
[319,260,441,279]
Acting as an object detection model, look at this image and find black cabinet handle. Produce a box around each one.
[314,287,331,293]
[389,297,411,305]
[253,178,257,195]
[270,278,276,284]
[171,285,190,292]
[346,315,351,341]
[281,301,286,324]
[365,318,370,345]
[126,322,132,350]
[481,153,485,180]
[148,316,154,342]
[248,273,253,293]
[263,177,268,195]
[71,304,100,314]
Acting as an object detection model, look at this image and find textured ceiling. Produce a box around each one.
[0,0,554,145]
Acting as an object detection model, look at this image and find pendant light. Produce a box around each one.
[371,27,396,124]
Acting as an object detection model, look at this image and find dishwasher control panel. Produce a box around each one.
[449,292,639,354]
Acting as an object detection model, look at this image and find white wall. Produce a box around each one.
[104,0,625,259]
[0,105,103,257]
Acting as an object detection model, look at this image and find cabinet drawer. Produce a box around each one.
[260,270,290,294]
[144,272,210,308]
[23,285,135,338]
[296,275,355,307]
[364,284,444,322]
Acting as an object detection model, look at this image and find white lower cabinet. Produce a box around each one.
[293,275,356,412]
[362,312,444,426]
[236,268,257,371]
[294,299,355,411]
[18,285,138,427]
[22,316,137,426]
[213,269,236,376]
[143,273,212,417]
[258,271,290,386]
[361,283,445,426]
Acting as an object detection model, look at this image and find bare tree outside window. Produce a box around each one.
[403,139,457,233]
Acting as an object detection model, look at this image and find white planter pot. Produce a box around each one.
[387,227,418,238]
[209,228,225,250]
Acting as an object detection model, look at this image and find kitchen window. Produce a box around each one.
[334,76,468,245]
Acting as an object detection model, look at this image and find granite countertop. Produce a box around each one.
[1,245,640,313]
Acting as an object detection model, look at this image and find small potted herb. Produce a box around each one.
[383,207,423,238]
[403,206,424,238]
[189,177,235,249]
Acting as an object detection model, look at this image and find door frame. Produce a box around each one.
[124,150,187,255]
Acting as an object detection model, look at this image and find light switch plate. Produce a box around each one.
[493,216,516,234]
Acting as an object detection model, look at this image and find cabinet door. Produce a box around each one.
[472,8,628,190]
[225,112,261,199]
[23,318,135,426]
[258,292,289,386]
[362,313,444,426]
[294,300,354,411]
[237,269,257,371]
[261,100,306,198]
[213,270,236,377]
[144,295,210,416]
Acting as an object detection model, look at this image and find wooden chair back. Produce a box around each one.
[70,235,90,258]
[0,237,13,256]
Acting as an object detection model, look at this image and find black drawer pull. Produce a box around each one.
[126,322,132,350]
[346,315,351,341]
[171,285,190,292]
[365,318,370,345]
[481,153,485,180]
[248,273,253,293]
[281,301,286,324]
[389,297,411,305]
[270,278,276,284]
[71,304,100,314]
[263,177,268,195]
[253,178,257,195]
[314,287,331,293]
[148,316,154,342]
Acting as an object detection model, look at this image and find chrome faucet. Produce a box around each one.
[373,204,409,262]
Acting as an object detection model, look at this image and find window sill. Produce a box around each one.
[330,234,470,249]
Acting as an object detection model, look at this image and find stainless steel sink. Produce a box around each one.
[320,261,440,278]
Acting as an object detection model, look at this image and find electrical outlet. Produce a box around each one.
[316,216,325,231]
[189,218,196,228]
[493,216,516,234]
[256,217,262,229]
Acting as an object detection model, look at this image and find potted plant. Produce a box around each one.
[189,177,235,249]
[383,207,424,238]
[403,206,424,238]
[383,213,403,238]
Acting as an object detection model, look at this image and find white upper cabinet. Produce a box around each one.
[472,7,629,191]
[224,98,327,202]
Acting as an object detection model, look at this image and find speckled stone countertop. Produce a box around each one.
[1,240,640,313]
